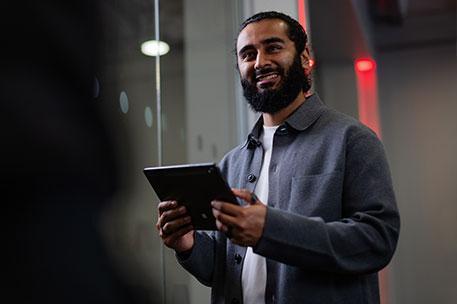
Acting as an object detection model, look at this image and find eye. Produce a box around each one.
[266,44,282,53]
[240,50,256,61]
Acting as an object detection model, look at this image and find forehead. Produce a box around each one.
[236,18,291,51]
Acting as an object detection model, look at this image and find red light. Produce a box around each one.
[354,57,381,138]
[355,58,376,72]
[309,59,315,68]
[297,0,308,33]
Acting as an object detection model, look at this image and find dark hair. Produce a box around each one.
[238,11,308,54]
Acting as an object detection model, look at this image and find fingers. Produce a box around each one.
[212,192,267,247]
[160,215,192,237]
[232,189,260,204]
[158,205,188,227]
[212,208,238,229]
[212,205,246,241]
[231,188,250,199]
[163,224,194,247]
[215,219,229,233]
[211,194,253,231]
[211,200,243,216]
[156,201,191,237]
[158,200,178,215]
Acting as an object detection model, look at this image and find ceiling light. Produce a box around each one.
[141,40,170,56]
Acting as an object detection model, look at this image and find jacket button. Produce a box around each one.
[246,174,256,183]
[234,253,242,264]
[231,298,240,304]
[277,125,288,134]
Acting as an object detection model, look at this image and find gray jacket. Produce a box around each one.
[178,94,400,304]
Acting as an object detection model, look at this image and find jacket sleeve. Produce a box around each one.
[175,155,237,286]
[176,231,217,286]
[253,128,400,274]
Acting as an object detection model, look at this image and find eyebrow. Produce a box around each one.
[262,37,286,45]
[238,36,286,56]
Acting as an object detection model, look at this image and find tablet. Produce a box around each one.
[143,163,238,230]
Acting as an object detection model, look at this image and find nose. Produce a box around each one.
[254,51,270,70]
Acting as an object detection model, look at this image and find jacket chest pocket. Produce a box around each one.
[288,171,343,221]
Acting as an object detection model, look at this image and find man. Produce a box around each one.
[156,11,400,304]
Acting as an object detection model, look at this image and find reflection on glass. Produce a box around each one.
[94,76,100,98]
[145,106,153,128]
[119,91,129,114]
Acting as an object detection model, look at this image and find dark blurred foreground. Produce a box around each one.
[0,2,150,303]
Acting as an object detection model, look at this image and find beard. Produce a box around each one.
[241,54,311,114]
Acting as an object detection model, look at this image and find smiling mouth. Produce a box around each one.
[255,72,280,88]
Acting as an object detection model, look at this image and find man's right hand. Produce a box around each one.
[156,200,195,253]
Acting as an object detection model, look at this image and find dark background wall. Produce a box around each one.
[379,43,457,304]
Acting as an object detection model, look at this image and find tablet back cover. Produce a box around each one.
[143,163,237,230]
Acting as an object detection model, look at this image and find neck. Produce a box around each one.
[262,90,311,126]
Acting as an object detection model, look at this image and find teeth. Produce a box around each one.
[257,73,278,81]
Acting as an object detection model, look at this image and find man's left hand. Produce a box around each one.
[211,188,267,247]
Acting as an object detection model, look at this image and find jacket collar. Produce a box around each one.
[244,94,326,149]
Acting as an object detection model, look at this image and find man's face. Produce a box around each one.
[236,18,309,114]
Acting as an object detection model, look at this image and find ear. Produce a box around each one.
[300,46,312,74]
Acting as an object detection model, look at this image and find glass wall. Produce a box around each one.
[97,1,244,303]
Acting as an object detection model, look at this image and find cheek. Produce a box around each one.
[281,58,295,70]
[238,63,254,81]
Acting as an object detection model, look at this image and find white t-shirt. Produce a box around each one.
[242,125,278,304]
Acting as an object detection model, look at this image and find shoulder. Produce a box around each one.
[317,107,381,145]
[322,109,389,169]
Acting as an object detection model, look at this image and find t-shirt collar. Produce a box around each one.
[244,93,326,149]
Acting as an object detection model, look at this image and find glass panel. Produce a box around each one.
[159,1,242,303]
[96,0,242,303]
[96,0,164,303]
